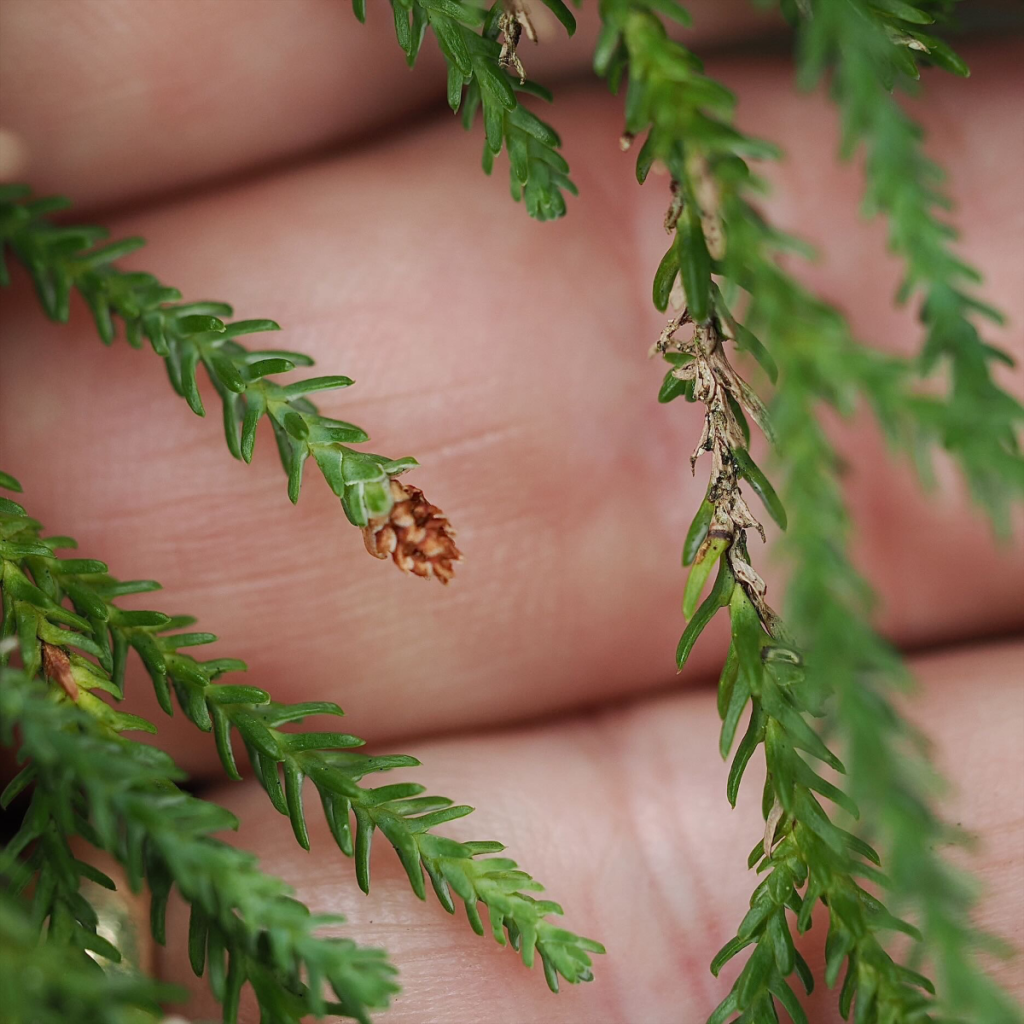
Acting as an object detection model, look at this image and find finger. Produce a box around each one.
[0,0,774,212]
[1,48,1021,774]
[0,127,30,180]
[156,639,1024,1022]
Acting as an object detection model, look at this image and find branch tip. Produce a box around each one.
[363,480,462,584]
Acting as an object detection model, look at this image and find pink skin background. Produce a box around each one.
[0,2,1021,1021]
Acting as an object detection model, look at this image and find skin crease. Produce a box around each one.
[0,2,1022,1021]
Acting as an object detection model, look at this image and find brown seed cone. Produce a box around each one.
[362,479,462,584]
[41,641,79,700]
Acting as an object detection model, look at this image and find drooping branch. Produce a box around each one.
[0,186,457,582]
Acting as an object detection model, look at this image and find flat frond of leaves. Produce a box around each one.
[0,186,420,530]
[356,0,577,220]
[0,473,605,1013]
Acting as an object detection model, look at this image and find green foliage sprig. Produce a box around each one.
[794,0,1023,525]
[571,0,1023,1021]
[1,662,400,1024]
[0,185,419,530]
[661,316,961,1023]
[0,473,604,1021]
[0,884,180,1024]
[4,1,1020,1021]
[362,0,578,219]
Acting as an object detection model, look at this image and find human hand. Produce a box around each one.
[1,2,1021,1021]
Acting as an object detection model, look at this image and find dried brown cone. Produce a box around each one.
[362,479,462,584]
[42,641,79,700]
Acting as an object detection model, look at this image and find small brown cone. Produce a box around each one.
[362,480,462,584]
[42,641,79,700]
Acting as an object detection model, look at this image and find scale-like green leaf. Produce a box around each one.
[734,448,787,530]
[676,201,712,323]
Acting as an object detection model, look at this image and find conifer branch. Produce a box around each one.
[767,365,1021,1024]
[3,3,1019,1021]
[0,663,400,1024]
[357,0,578,219]
[792,0,1024,527]
[663,318,951,1024]
[596,1,1021,1020]
[0,474,603,1005]
[0,883,178,1024]
[0,186,463,580]
[663,312,1018,1023]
